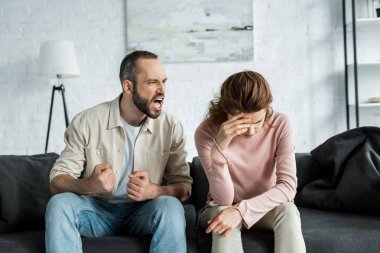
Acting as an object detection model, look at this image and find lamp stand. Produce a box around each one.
[45,74,69,153]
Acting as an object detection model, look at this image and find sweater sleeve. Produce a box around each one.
[237,116,297,228]
[194,121,235,205]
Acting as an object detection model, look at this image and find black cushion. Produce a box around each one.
[0,153,59,233]
[295,127,380,215]
[295,153,329,193]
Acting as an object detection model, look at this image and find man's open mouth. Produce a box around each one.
[152,96,164,110]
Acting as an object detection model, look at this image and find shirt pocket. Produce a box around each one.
[148,151,169,184]
[83,146,108,178]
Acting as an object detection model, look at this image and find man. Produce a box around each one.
[45,51,192,253]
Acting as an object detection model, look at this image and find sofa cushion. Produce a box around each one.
[299,207,380,253]
[0,230,46,253]
[295,153,328,192]
[296,127,380,215]
[0,153,59,233]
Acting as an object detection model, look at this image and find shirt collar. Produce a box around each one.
[107,93,154,134]
[141,117,153,134]
[108,93,123,130]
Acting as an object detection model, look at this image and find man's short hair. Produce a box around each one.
[119,50,158,85]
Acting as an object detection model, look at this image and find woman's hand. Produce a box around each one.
[215,113,251,150]
[206,207,243,237]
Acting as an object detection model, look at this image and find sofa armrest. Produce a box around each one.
[0,153,59,233]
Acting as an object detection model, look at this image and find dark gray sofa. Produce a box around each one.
[1,152,380,253]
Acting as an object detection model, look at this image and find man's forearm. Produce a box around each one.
[50,174,95,196]
[158,183,190,202]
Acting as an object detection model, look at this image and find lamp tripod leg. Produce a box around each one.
[45,86,56,154]
[60,84,69,127]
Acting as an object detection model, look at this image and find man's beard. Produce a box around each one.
[132,88,162,119]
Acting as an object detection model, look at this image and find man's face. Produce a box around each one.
[132,58,167,119]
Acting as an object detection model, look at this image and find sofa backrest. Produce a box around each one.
[0,153,59,233]
[189,157,209,211]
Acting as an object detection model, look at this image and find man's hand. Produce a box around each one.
[127,171,159,201]
[86,164,116,196]
[215,113,251,151]
[206,207,243,237]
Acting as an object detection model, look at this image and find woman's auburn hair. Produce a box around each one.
[206,70,273,125]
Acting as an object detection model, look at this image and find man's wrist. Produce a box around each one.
[149,183,162,199]
[78,178,97,196]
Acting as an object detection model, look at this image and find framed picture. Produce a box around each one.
[126,0,254,62]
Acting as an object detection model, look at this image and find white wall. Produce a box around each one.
[0,0,346,160]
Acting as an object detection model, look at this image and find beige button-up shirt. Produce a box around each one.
[50,94,192,201]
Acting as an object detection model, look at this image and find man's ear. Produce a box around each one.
[122,80,133,94]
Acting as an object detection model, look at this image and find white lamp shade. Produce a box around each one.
[39,40,80,78]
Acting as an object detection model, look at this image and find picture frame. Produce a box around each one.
[126,0,254,62]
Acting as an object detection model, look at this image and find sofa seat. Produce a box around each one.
[0,230,45,253]
[300,207,380,253]
[0,230,153,253]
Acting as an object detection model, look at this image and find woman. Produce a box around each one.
[194,70,306,253]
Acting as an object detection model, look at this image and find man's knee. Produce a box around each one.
[152,196,185,229]
[46,192,81,218]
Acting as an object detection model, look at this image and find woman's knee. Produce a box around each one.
[273,202,301,227]
[200,206,230,229]
[205,206,230,219]
[276,202,299,216]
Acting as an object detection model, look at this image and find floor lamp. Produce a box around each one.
[38,40,80,153]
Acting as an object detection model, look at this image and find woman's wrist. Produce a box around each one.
[215,135,229,151]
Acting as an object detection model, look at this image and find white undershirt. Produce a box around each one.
[108,117,141,203]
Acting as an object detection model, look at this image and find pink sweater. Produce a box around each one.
[194,112,297,228]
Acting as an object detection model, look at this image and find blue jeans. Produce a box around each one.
[45,193,186,253]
